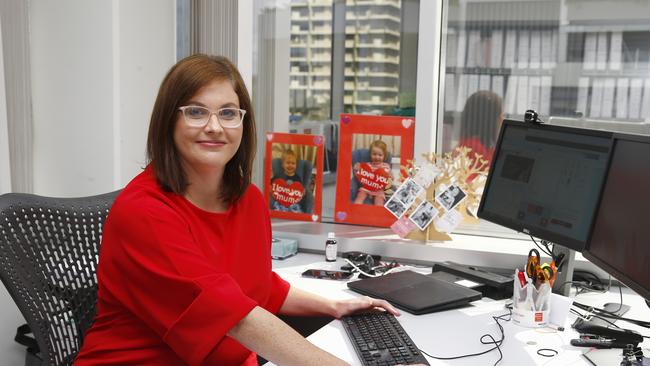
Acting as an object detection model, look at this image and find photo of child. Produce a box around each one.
[349,134,400,207]
[384,196,408,218]
[353,140,392,206]
[269,145,316,214]
[409,200,439,230]
[435,184,467,211]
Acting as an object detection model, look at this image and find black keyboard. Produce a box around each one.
[341,312,430,366]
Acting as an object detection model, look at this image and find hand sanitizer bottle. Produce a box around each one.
[325,232,338,262]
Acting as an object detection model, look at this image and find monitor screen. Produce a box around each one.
[583,134,650,301]
[478,120,613,251]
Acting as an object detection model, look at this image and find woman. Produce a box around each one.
[75,54,399,365]
[458,90,504,162]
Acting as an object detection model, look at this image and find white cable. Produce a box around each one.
[344,258,380,278]
[345,259,422,278]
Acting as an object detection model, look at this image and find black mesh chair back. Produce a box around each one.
[0,191,120,365]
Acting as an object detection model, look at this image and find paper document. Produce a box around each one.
[466,31,481,68]
[467,74,479,98]
[583,33,597,70]
[541,30,553,69]
[628,78,643,119]
[596,32,608,70]
[641,79,650,121]
[590,78,604,118]
[516,76,529,115]
[601,78,615,118]
[446,33,458,67]
[504,76,518,114]
[577,77,590,117]
[490,30,503,68]
[540,76,552,116]
[479,74,491,92]
[456,31,467,68]
[517,30,530,69]
[615,78,629,119]
[503,30,516,68]
[529,31,541,69]
[609,31,622,70]
[528,77,541,112]
[444,74,456,112]
[456,74,468,112]
[492,75,504,98]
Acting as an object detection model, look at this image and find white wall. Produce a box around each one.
[30,0,176,197]
[0,18,11,194]
[0,1,176,362]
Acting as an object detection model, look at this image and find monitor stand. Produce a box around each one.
[552,245,575,297]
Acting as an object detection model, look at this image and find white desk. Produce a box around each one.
[271,253,650,366]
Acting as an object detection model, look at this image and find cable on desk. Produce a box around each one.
[572,301,650,329]
[418,308,512,366]
[570,307,621,329]
[536,348,558,357]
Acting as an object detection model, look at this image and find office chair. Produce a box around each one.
[270,158,314,213]
[0,190,120,366]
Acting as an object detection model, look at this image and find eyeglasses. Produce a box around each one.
[178,106,246,128]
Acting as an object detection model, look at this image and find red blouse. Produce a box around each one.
[75,166,290,365]
[458,137,494,163]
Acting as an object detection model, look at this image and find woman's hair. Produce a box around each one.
[369,140,388,160]
[146,54,256,204]
[460,90,503,148]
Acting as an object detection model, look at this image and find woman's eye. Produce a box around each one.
[219,109,237,120]
[187,107,208,118]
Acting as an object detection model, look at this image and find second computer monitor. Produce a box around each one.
[478,120,613,251]
[582,133,650,301]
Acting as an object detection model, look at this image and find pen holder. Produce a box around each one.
[512,270,551,328]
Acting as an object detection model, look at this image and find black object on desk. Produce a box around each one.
[341,312,430,366]
[347,270,482,315]
[431,261,513,300]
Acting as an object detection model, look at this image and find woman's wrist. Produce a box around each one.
[328,299,343,319]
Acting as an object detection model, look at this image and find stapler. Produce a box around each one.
[571,321,643,349]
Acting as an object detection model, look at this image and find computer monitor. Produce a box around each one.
[582,133,650,301]
[477,119,613,252]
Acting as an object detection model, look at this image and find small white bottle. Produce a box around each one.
[325,232,338,262]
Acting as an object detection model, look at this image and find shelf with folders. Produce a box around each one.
[443,25,559,117]
[565,28,650,122]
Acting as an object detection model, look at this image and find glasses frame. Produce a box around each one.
[178,105,247,129]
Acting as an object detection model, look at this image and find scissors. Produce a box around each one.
[526,249,541,282]
[540,262,557,286]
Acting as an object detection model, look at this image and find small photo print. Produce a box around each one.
[393,178,424,208]
[409,201,439,231]
[435,184,467,211]
[384,195,408,218]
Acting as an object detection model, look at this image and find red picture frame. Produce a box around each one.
[334,114,415,227]
[264,132,324,222]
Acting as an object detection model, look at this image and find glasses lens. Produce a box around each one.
[183,106,210,126]
[218,108,243,127]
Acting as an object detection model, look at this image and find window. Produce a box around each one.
[439,0,650,237]
[253,0,419,220]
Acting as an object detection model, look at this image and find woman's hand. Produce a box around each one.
[331,296,400,319]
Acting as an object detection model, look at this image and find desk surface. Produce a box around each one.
[270,253,650,366]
